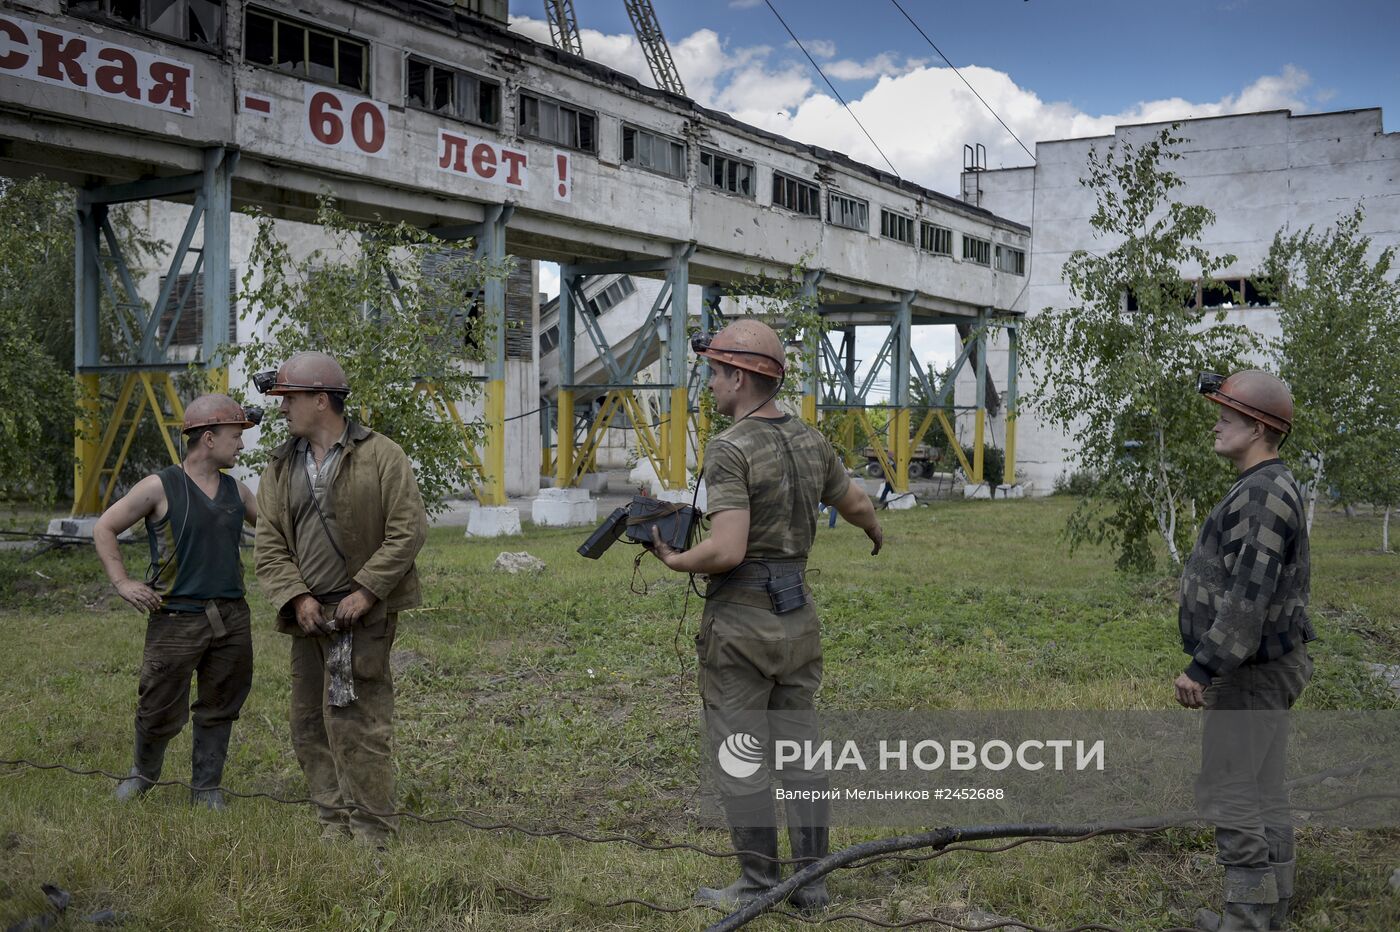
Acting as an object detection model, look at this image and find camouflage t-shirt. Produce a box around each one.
[703,414,851,561]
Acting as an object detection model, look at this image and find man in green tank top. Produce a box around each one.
[648,320,883,910]
[94,393,259,810]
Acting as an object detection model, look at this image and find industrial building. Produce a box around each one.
[958,107,1400,494]
[0,0,1028,533]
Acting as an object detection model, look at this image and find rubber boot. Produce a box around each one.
[1269,860,1295,930]
[783,780,831,912]
[114,730,169,802]
[695,790,779,908]
[1198,867,1277,932]
[190,722,233,811]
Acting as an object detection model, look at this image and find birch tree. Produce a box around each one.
[1022,126,1254,571]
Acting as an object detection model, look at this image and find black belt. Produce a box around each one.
[709,560,806,590]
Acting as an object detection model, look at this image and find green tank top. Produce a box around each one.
[145,464,246,610]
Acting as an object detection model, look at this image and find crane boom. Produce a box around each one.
[622,0,687,97]
[543,0,584,56]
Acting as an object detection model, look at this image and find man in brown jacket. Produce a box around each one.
[253,352,427,847]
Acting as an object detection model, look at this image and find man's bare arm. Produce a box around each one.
[651,508,750,575]
[835,481,883,555]
[93,475,166,613]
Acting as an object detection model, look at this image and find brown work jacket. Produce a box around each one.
[255,421,427,634]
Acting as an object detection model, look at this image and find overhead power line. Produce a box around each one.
[762,0,902,179]
[887,0,1036,163]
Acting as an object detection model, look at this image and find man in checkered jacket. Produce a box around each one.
[1175,370,1316,932]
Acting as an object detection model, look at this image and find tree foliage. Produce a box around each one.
[1022,126,1255,571]
[226,199,512,513]
[1263,206,1400,550]
[0,177,168,506]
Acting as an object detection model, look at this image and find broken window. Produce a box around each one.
[156,271,237,346]
[772,171,820,217]
[519,92,597,153]
[995,245,1025,275]
[880,209,915,245]
[828,192,869,232]
[920,222,953,255]
[71,0,225,50]
[622,125,687,179]
[406,57,501,126]
[962,235,991,266]
[700,150,755,197]
[540,325,559,354]
[244,8,368,92]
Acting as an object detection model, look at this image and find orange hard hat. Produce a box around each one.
[182,393,254,433]
[254,351,350,396]
[1199,369,1293,435]
[692,319,786,380]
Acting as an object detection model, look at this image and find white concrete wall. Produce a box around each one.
[956,108,1400,493]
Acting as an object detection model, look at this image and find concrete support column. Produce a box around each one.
[800,269,824,426]
[1003,323,1018,486]
[697,285,722,445]
[555,263,576,486]
[973,309,988,484]
[479,204,510,506]
[200,147,235,389]
[665,244,693,490]
[891,293,914,493]
[73,201,102,513]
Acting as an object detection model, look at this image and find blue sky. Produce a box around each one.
[514,0,1398,377]
[578,0,1397,127]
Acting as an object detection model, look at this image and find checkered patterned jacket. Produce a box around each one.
[1179,459,1315,685]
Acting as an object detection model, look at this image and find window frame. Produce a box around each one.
[920,221,953,256]
[828,191,870,232]
[699,149,756,198]
[68,0,226,52]
[517,90,598,154]
[880,208,915,246]
[243,7,369,93]
[995,244,1025,275]
[621,123,688,180]
[404,54,501,128]
[962,234,992,267]
[771,170,821,218]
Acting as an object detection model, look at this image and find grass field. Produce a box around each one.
[1,496,1397,930]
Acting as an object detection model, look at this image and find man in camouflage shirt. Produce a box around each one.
[649,319,882,911]
[1176,370,1315,932]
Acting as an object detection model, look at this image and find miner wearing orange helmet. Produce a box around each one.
[252,352,427,848]
[93,393,260,810]
[648,320,882,911]
[1177,370,1316,932]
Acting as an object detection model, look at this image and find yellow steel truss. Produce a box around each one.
[73,371,186,514]
[418,381,488,502]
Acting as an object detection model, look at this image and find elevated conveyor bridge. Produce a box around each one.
[0,0,1027,507]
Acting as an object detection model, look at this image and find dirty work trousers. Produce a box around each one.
[698,580,824,801]
[136,597,253,740]
[288,606,398,843]
[1197,644,1314,874]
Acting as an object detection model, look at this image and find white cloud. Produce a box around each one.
[797,38,837,60]
[824,53,927,81]
[507,19,1318,198]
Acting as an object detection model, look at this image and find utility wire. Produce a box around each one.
[887,0,1036,164]
[762,0,902,179]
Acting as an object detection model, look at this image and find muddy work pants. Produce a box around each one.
[288,608,398,844]
[1197,644,1314,875]
[135,598,254,741]
[698,581,824,799]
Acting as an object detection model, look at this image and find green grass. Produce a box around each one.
[1,497,1397,930]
